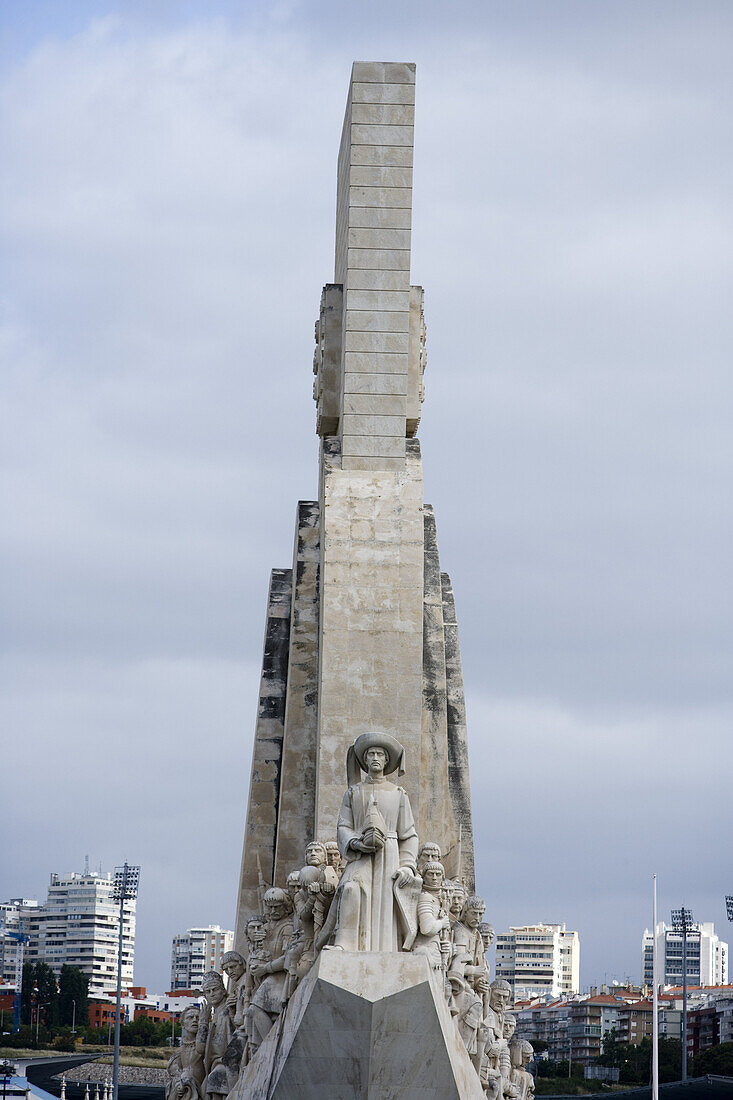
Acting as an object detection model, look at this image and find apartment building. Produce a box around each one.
[642,921,728,988]
[2,872,136,998]
[170,926,234,990]
[516,985,733,1066]
[496,923,580,1001]
[0,899,41,985]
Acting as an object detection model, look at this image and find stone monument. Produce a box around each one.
[173,61,535,1099]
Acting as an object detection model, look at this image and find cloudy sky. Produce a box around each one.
[2,0,731,994]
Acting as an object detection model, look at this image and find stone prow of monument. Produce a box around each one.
[235,62,475,947]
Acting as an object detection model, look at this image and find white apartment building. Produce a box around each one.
[170,926,234,990]
[37,871,136,996]
[496,923,580,1001]
[641,921,728,988]
[0,899,41,985]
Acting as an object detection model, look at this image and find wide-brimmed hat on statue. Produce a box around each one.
[347,730,406,785]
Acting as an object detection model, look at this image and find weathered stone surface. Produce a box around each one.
[234,567,292,949]
[273,502,321,884]
[315,438,425,841]
[420,506,459,878]
[441,572,475,892]
[406,285,426,437]
[232,951,484,1100]
[314,285,343,437]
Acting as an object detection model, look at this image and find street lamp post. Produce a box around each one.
[671,907,694,1083]
[35,1000,48,1046]
[71,999,76,1035]
[112,864,140,1100]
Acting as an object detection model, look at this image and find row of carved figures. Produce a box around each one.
[166,843,534,1100]
[166,731,535,1099]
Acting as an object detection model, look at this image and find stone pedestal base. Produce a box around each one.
[230,950,484,1099]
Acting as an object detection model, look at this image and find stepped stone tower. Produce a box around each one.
[235,61,474,950]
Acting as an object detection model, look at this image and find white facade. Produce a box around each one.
[0,899,41,986]
[38,872,136,997]
[496,923,580,1001]
[642,921,728,988]
[170,926,234,990]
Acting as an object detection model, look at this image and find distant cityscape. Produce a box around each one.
[1,864,731,1067]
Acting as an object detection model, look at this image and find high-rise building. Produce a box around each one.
[641,921,728,988]
[39,871,136,996]
[0,898,41,985]
[496,923,580,1001]
[170,926,234,990]
[2,873,137,997]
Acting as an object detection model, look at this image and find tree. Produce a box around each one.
[693,1041,733,1077]
[20,962,35,1026]
[597,1028,621,1066]
[59,966,89,1030]
[34,962,60,1029]
[119,1016,168,1047]
[658,1037,682,1083]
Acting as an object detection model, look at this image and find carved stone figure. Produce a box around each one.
[447,880,468,928]
[235,918,267,1065]
[206,953,247,1091]
[500,1014,518,1098]
[221,951,246,1022]
[166,1004,204,1100]
[283,842,328,992]
[298,841,328,956]
[416,841,441,876]
[242,917,268,1001]
[246,887,293,1053]
[412,860,451,971]
[312,843,341,945]
[448,895,489,1070]
[509,1039,535,1100]
[481,978,515,1099]
[196,972,234,1100]
[479,922,495,955]
[324,840,344,876]
[328,732,419,953]
[285,870,301,912]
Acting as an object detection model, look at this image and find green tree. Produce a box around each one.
[658,1037,682,1083]
[34,962,60,1030]
[119,1016,171,1047]
[59,966,89,1030]
[692,1040,733,1077]
[20,962,35,1025]
[597,1027,621,1065]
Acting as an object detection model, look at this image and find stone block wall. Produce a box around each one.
[335,61,416,471]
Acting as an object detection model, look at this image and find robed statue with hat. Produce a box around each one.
[319,731,419,953]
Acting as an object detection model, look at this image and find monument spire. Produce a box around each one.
[171,60,525,1099]
[237,62,473,946]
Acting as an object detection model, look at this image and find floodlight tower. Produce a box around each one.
[725,895,733,923]
[112,863,140,1100]
[671,906,693,1083]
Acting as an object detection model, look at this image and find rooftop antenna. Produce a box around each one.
[84,855,90,875]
